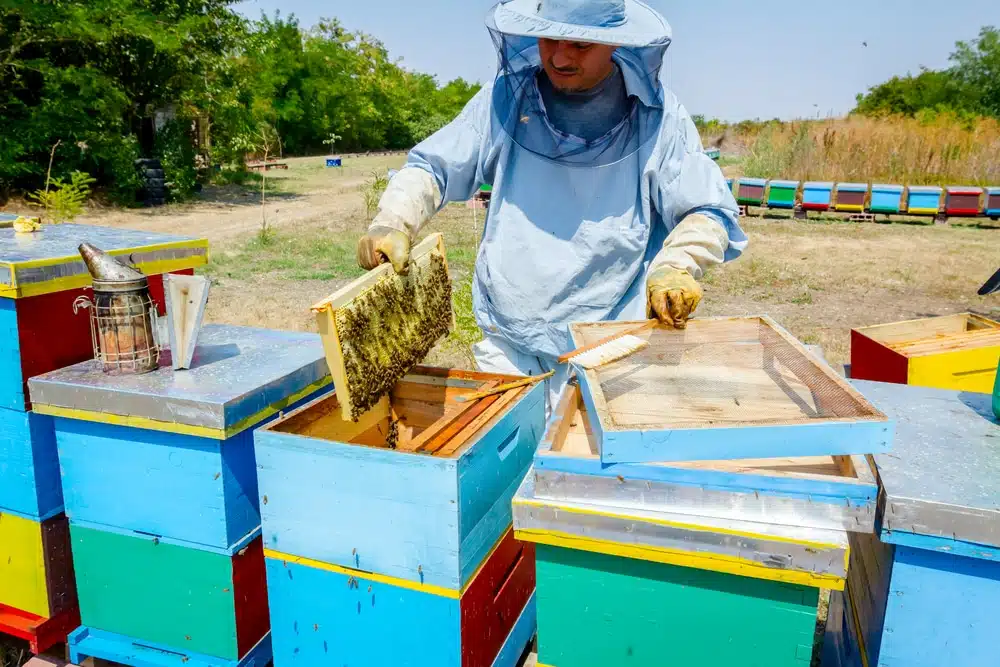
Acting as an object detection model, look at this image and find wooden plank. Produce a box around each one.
[890,328,1000,356]
[421,393,502,454]
[436,388,527,457]
[855,313,987,346]
[399,381,499,453]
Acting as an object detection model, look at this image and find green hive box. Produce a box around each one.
[514,475,847,667]
[535,545,819,667]
[71,525,269,662]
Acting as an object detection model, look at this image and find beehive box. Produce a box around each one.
[0,512,79,654]
[27,325,332,551]
[568,317,893,464]
[70,525,270,664]
[255,367,544,667]
[869,184,904,214]
[513,475,848,667]
[535,382,879,532]
[265,528,536,667]
[254,367,544,590]
[851,313,1000,393]
[0,223,206,412]
[837,382,1000,667]
[0,409,60,520]
[986,186,1000,217]
[802,182,833,211]
[766,180,798,209]
[945,186,983,216]
[834,183,868,213]
[905,185,942,215]
[736,178,766,206]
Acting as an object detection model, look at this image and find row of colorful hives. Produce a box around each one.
[728,179,1000,218]
[514,314,1000,667]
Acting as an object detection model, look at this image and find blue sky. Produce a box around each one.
[233,0,994,121]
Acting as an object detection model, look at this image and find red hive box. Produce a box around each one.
[945,187,983,217]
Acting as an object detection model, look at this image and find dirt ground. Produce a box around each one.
[52,154,1000,369]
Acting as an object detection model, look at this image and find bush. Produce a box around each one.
[94,135,145,206]
[28,171,96,223]
[154,120,198,202]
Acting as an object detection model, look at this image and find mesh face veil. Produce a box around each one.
[486,6,670,167]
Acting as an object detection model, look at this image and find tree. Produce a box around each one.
[854,25,1000,119]
[951,26,1000,117]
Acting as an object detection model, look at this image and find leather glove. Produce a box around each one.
[357,225,412,274]
[646,265,703,329]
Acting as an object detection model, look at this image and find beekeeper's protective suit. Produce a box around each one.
[358,0,748,410]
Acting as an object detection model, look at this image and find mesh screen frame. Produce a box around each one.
[570,316,889,434]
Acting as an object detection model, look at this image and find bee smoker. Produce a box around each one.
[73,243,160,375]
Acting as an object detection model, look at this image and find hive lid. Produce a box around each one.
[311,233,454,422]
[769,180,799,188]
[908,185,943,193]
[871,184,904,192]
[804,181,834,188]
[856,381,1000,550]
[946,185,984,194]
[738,177,767,186]
[836,183,868,191]
[27,325,330,439]
[569,316,893,464]
[0,223,207,299]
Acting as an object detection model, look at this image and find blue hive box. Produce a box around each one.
[837,381,1000,667]
[802,182,834,211]
[27,325,331,553]
[906,186,943,215]
[870,184,904,214]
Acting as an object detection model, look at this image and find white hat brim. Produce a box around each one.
[493,0,671,48]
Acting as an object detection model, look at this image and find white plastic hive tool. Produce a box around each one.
[164,274,210,370]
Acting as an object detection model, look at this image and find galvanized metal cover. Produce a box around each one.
[0,223,207,298]
[513,473,849,587]
[854,380,1000,548]
[28,325,329,433]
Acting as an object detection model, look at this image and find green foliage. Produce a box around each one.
[855,26,1000,119]
[0,4,480,198]
[154,120,199,201]
[28,171,96,223]
[97,134,145,206]
[360,169,389,220]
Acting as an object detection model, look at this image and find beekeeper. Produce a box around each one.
[358,0,747,406]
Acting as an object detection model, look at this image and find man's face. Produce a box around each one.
[538,38,617,93]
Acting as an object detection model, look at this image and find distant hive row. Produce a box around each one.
[725,179,1000,219]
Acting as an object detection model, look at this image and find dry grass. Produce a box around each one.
[738,115,1000,185]
[701,212,1000,366]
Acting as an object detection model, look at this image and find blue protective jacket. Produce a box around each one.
[406,61,747,360]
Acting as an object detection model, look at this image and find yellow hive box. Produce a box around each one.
[0,512,75,618]
[851,313,1000,393]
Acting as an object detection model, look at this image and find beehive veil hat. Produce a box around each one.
[487,0,671,166]
[493,0,672,49]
